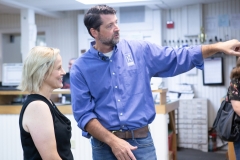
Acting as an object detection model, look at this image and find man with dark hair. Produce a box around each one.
[62,58,76,102]
[70,4,240,160]
[62,58,76,89]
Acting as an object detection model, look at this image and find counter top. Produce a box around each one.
[0,89,70,95]
[0,100,179,115]
[0,88,178,115]
[0,104,72,114]
[155,100,179,114]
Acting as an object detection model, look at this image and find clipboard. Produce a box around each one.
[202,57,224,85]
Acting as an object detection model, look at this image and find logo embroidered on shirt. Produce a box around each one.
[124,53,135,66]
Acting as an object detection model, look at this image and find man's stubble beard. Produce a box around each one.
[99,32,120,47]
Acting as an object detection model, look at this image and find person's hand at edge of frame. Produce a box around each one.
[220,39,240,56]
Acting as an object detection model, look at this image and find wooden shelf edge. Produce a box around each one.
[0,89,71,95]
[155,100,179,114]
[57,105,72,114]
[0,106,21,114]
[0,105,72,114]
[151,88,168,93]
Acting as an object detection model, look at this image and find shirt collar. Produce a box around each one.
[90,41,118,60]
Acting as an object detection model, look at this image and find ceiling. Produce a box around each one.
[0,0,225,18]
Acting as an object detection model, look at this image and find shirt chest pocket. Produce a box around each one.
[119,69,145,95]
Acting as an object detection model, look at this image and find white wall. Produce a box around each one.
[0,114,92,160]
[0,11,81,80]
[78,6,162,55]
[161,0,240,127]
[35,11,81,68]
[0,112,173,159]
[161,0,240,45]
[78,1,240,127]
[2,34,21,63]
[0,0,240,158]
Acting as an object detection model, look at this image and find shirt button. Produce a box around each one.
[112,72,115,75]
[118,99,120,102]
[115,86,118,88]
[110,60,112,62]
[122,125,124,128]
[120,113,123,116]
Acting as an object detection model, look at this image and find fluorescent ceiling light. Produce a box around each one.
[76,0,150,5]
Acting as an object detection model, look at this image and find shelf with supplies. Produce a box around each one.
[0,89,72,114]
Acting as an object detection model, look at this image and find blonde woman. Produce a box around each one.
[18,46,73,160]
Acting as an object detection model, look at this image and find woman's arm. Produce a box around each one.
[22,101,62,160]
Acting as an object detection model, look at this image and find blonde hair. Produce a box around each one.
[18,46,60,93]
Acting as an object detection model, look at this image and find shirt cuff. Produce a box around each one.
[78,113,97,138]
[191,45,204,70]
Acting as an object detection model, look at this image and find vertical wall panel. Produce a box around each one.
[0,114,92,160]
[35,11,80,71]
[162,0,240,127]
[0,11,81,73]
[0,10,89,159]
[0,14,20,28]
[0,115,22,160]
[65,115,92,160]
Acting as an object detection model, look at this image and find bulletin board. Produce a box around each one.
[202,57,224,85]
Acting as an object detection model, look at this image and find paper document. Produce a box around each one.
[203,57,223,84]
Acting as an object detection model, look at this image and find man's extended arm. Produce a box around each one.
[202,39,240,58]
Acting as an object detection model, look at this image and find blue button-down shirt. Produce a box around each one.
[70,39,203,138]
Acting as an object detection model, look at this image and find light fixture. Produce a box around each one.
[76,0,150,5]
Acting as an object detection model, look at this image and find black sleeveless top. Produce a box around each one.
[19,94,73,160]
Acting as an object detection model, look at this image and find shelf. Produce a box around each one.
[0,101,179,115]
[0,89,70,95]
[0,104,72,114]
[152,88,168,93]
[155,100,179,114]
[0,88,179,116]
[152,88,168,105]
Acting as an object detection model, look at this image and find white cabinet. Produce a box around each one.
[177,98,208,152]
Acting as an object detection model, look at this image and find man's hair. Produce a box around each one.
[84,5,116,38]
[230,57,240,79]
[18,46,60,93]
